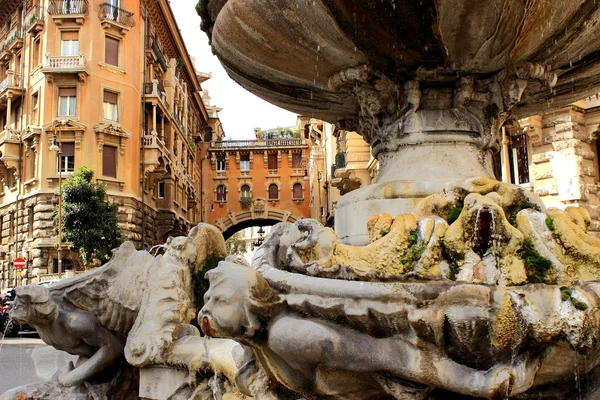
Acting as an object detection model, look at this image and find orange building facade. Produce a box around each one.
[202,137,311,237]
[0,0,215,287]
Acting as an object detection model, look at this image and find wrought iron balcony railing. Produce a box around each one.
[98,2,135,28]
[25,5,45,31]
[48,0,89,16]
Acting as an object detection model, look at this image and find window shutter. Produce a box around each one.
[62,142,74,157]
[268,153,277,169]
[269,184,278,200]
[103,91,118,104]
[105,36,119,66]
[61,31,78,41]
[59,87,76,97]
[102,145,117,178]
[293,183,302,199]
[292,153,302,168]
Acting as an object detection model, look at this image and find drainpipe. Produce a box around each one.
[140,9,149,249]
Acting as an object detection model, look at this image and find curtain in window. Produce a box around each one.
[241,184,250,198]
[240,153,250,170]
[60,142,75,172]
[61,31,79,56]
[58,87,76,116]
[103,91,119,121]
[216,185,226,201]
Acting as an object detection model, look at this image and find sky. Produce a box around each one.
[170,1,298,140]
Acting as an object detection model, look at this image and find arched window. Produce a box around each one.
[216,185,227,202]
[293,183,303,199]
[240,184,250,199]
[268,184,278,200]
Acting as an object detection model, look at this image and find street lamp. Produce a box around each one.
[49,129,62,276]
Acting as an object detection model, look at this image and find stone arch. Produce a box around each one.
[215,199,302,239]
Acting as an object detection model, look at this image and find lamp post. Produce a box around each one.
[49,128,62,276]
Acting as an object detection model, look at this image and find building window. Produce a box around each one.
[216,185,226,202]
[216,155,226,172]
[293,183,303,199]
[31,92,39,125]
[240,184,250,199]
[292,152,302,168]
[26,147,35,180]
[60,31,79,56]
[103,90,119,121]
[102,145,117,178]
[32,37,41,67]
[105,36,119,66]
[58,87,76,117]
[53,259,73,273]
[158,181,165,199]
[509,134,530,185]
[268,153,277,170]
[240,153,250,171]
[59,142,75,173]
[268,184,278,200]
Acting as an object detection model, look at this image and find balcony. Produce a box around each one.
[210,139,307,150]
[144,80,169,110]
[47,0,89,25]
[142,134,170,175]
[0,30,23,61]
[0,71,23,98]
[146,36,168,72]
[41,53,88,82]
[0,128,21,171]
[98,2,135,33]
[25,6,45,34]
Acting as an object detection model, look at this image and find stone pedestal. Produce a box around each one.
[139,365,188,400]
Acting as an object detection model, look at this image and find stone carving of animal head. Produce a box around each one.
[11,285,58,326]
[199,261,280,340]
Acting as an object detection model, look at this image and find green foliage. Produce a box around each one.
[519,239,553,284]
[545,217,555,231]
[225,231,247,255]
[446,202,464,225]
[380,228,390,237]
[401,243,426,266]
[240,196,252,209]
[55,167,122,267]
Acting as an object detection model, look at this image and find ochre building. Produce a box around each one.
[0,0,216,287]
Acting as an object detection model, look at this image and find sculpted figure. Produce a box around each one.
[200,260,600,399]
[10,284,123,387]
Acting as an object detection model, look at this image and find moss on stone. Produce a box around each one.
[380,228,390,237]
[519,239,553,284]
[446,202,464,225]
[401,242,427,266]
[440,239,464,281]
[560,287,572,301]
[545,216,555,231]
[571,298,588,311]
[506,200,541,226]
[407,230,418,246]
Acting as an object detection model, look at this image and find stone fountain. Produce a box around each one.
[5,1,600,399]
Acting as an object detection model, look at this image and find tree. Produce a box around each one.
[55,166,122,268]
[225,231,247,255]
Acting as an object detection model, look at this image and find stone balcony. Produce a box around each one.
[142,134,170,175]
[41,53,89,82]
[0,71,23,99]
[47,0,88,25]
[24,5,45,34]
[0,29,23,61]
[98,2,135,34]
[0,128,21,171]
[144,80,170,112]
